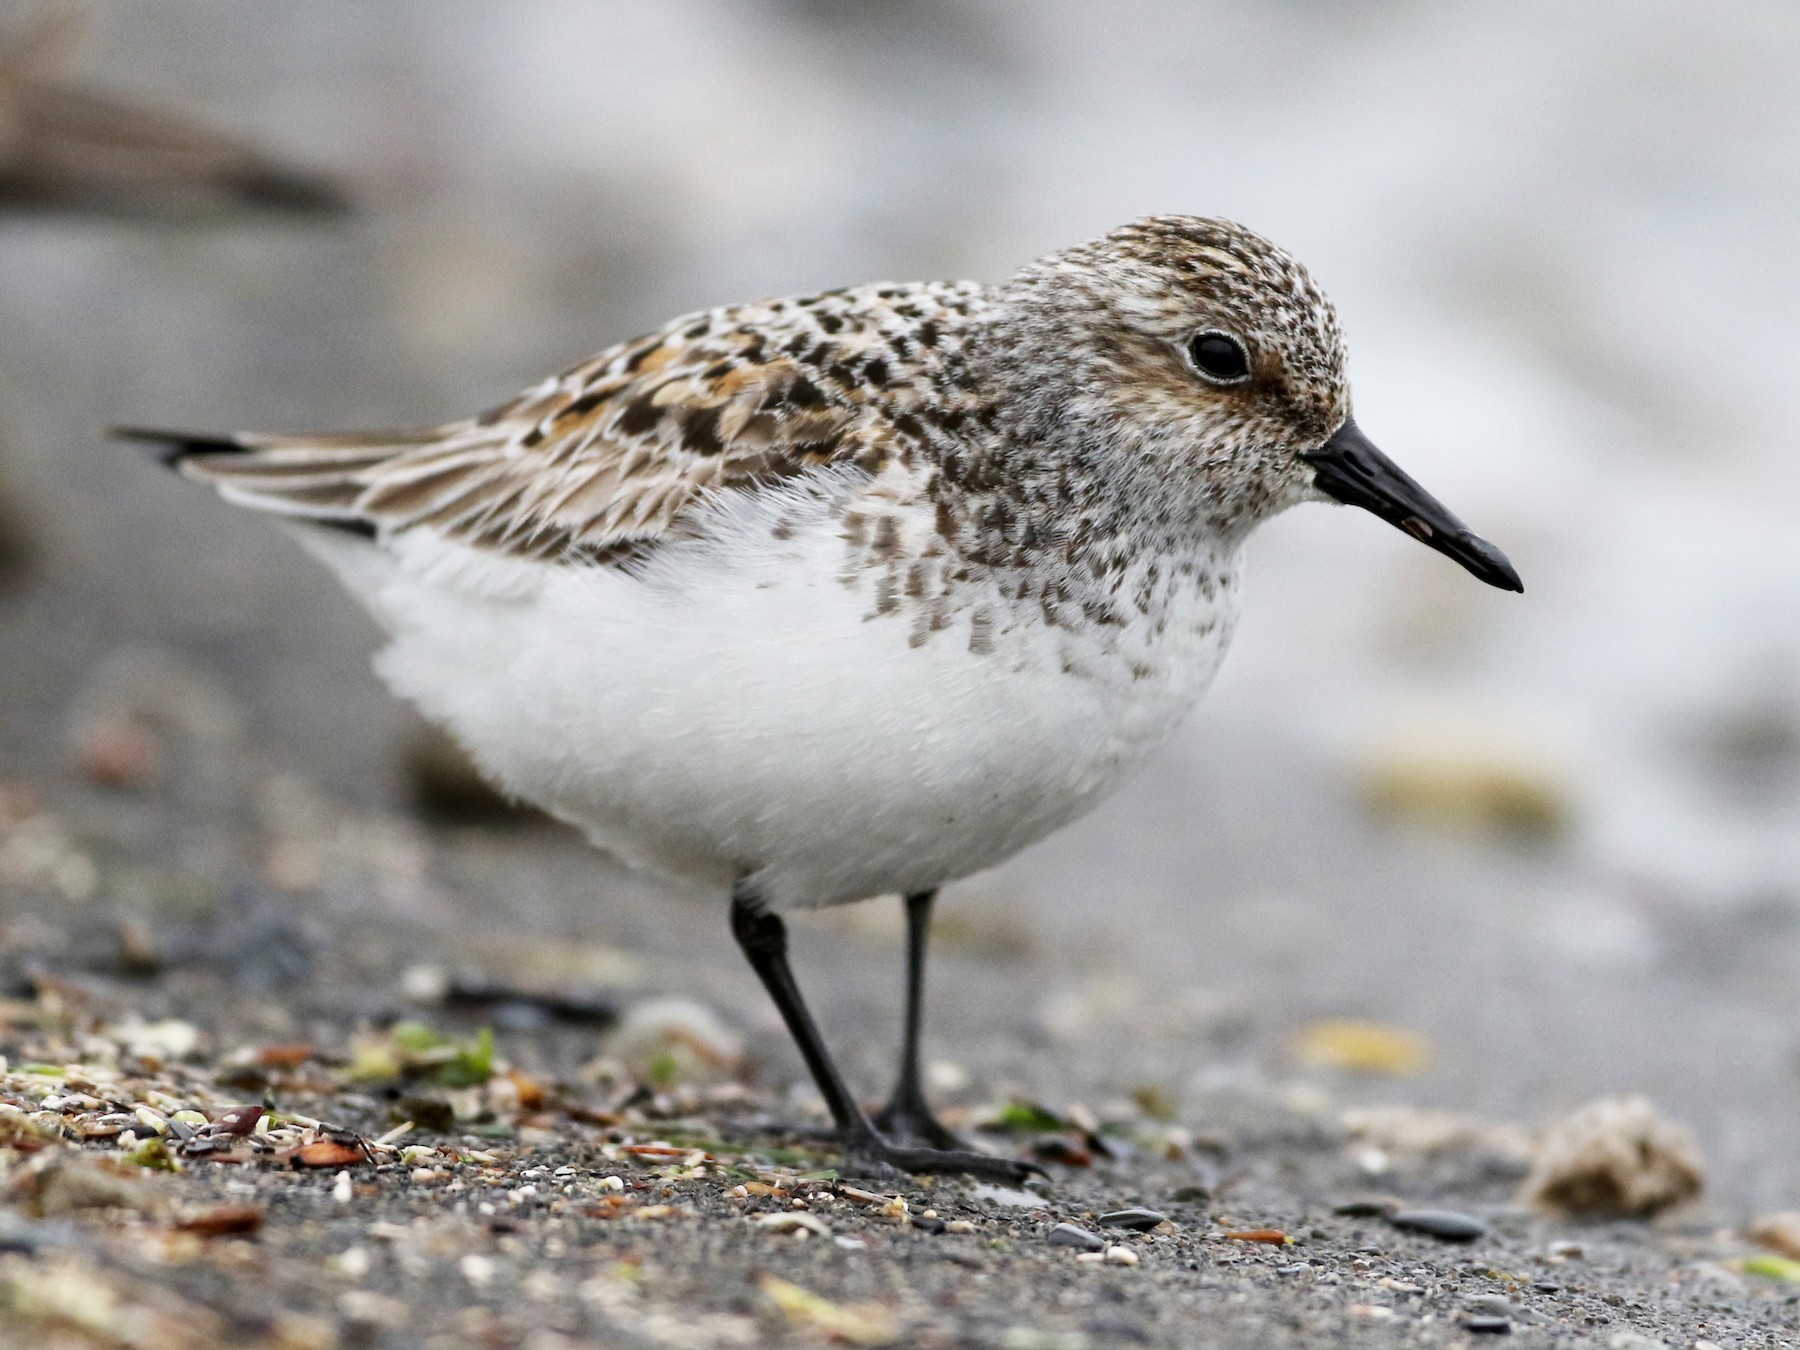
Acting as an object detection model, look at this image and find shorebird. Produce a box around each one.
[121,216,1520,1180]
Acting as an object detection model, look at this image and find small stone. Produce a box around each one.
[1098,1207,1166,1231]
[332,1171,354,1203]
[945,1220,976,1234]
[1386,1208,1488,1241]
[1104,1245,1138,1265]
[1466,1296,1516,1318]
[1276,1263,1313,1277]
[1333,1196,1400,1217]
[1461,1316,1512,1334]
[1046,1222,1105,1252]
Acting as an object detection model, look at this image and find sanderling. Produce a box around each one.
[120,216,1519,1180]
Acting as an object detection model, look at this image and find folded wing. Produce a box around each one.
[120,319,876,568]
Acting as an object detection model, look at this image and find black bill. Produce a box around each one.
[1302,419,1522,593]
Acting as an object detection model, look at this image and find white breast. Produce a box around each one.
[295,480,1241,910]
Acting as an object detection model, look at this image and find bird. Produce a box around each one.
[119,215,1521,1181]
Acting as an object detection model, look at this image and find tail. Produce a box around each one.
[114,425,389,539]
[113,425,250,469]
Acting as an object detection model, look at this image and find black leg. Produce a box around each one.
[730,884,865,1133]
[729,881,1037,1183]
[872,890,967,1150]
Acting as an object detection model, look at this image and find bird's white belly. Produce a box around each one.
[307,491,1239,910]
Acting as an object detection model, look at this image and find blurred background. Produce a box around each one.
[2,1,1798,1212]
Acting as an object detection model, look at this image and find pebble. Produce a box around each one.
[1104,1246,1138,1266]
[1466,1296,1516,1318]
[1098,1207,1166,1231]
[1332,1196,1399,1217]
[1047,1222,1106,1252]
[1461,1316,1512,1335]
[1385,1208,1488,1241]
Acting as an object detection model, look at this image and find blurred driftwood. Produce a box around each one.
[0,4,348,215]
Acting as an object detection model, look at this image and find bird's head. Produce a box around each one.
[995,215,1520,592]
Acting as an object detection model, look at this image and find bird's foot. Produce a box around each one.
[840,1125,1042,1185]
[871,1095,973,1153]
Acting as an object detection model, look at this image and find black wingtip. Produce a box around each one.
[110,425,246,469]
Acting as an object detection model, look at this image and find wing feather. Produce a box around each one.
[120,279,989,567]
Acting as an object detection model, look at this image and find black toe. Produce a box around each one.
[842,1131,1043,1184]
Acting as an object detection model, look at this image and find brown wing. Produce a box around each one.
[124,314,886,567]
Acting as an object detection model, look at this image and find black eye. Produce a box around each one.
[1186,330,1251,384]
